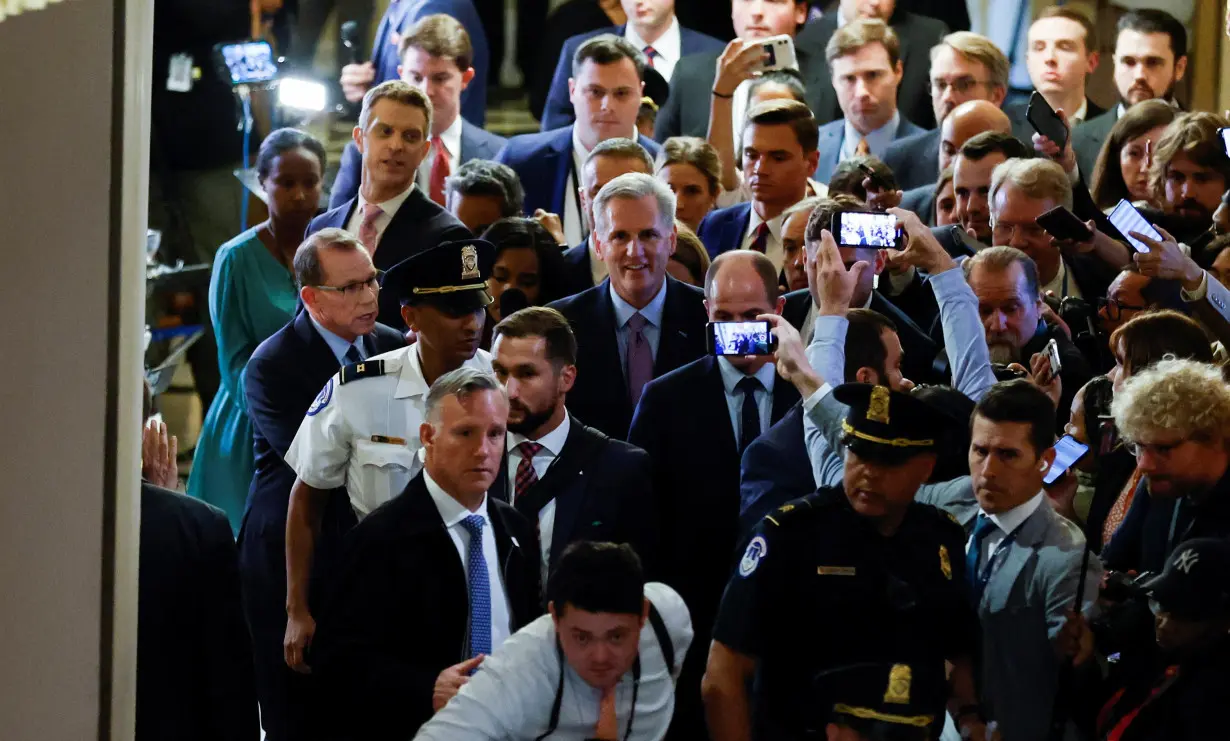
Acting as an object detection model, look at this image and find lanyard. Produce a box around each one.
[975,520,1028,593]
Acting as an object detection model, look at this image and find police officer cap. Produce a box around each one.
[832,383,942,464]
[1143,537,1230,621]
[814,662,935,741]
[382,239,495,313]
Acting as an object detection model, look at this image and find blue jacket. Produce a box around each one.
[812,116,926,184]
[328,121,507,210]
[540,23,725,131]
[882,128,941,191]
[696,202,752,260]
[369,0,489,127]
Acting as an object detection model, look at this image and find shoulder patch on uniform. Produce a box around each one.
[738,535,768,577]
[340,359,388,385]
[307,378,333,416]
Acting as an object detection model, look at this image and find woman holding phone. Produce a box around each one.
[1090,100,1176,212]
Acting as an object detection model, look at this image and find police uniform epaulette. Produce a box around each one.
[763,489,838,527]
[910,500,965,533]
[340,359,392,385]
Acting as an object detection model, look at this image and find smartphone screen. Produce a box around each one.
[218,41,278,85]
[1044,434,1090,485]
[1107,199,1163,254]
[708,321,774,356]
[835,211,898,248]
[1220,127,1230,158]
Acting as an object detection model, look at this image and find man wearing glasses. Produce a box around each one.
[279,238,496,677]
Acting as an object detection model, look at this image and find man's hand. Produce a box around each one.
[433,655,485,712]
[1056,610,1095,666]
[760,313,823,397]
[533,209,568,246]
[1032,108,1077,174]
[807,228,864,315]
[341,62,376,104]
[1025,350,1062,409]
[888,207,957,275]
[1132,226,1204,291]
[713,39,766,97]
[863,178,903,212]
[141,418,179,490]
[284,610,317,674]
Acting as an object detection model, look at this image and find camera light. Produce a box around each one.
[278,78,327,112]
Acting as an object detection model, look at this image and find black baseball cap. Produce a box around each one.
[1144,537,1230,621]
[382,239,495,314]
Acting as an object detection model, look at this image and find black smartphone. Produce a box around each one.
[706,321,777,356]
[1044,434,1090,485]
[1036,205,1093,242]
[214,40,279,86]
[1026,91,1068,150]
[830,210,900,249]
[857,162,888,191]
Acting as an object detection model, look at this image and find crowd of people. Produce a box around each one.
[140,2,1230,741]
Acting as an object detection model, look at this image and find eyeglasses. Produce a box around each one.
[313,271,383,300]
[1097,297,1148,321]
[991,221,1048,243]
[1123,438,1187,459]
[930,77,992,96]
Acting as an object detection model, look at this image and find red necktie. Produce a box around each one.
[748,223,769,254]
[643,46,657,68]
[429,137,450,206]
[514,441,543,502]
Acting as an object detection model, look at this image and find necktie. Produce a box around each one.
[855,137,870,156]
[594,686,619,740]
[344,344,363,365]
[736,376,762,452]
[748,223,769,254]
[642,45,657,68]
[358,202,383,253]
[460,515,491,657]
[626,313,654,407]
[429,136,450,206]
[514,441,544,503]
[965,514,998,602]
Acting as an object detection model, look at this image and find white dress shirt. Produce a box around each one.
[417,114,464,191]
[413,582,694,741]
[610,278,668,374]
[507,413,572,587]
[716,357,777,447]
[1042,259,1082,300]
[344,184,416,251]
[970,491,1045,568]
[625,17,683,82]
[423,469,513,653]
[741,208,787,271]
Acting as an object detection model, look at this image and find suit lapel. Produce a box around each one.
[982,501,1051,612]
[655,277,698,376]
[588,280,628,404]
[816,124,842,182]
[700,358,739,453]
[550,127,575,215]
[490,442,511,504]
[294,311,344,377]
[539,417,597,566]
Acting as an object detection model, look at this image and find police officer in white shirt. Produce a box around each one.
[282,238,496,674]
[414,541,692,741]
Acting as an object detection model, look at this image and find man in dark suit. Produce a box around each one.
[796,0,948,130]
[629,250,799,739]
[239,229,405,741]
[339,0,489,127]
[329,14,506,209]
[496,35,662,248]
[883,30,1009,190]
[309,368,541,740]
[308,80,471,329]
[548,172,708,440]
[488,306,659,579]
[541,0,724,129]
[1072,9,1188,179]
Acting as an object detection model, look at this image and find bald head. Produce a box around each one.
[704,251,781,310]
[940,100,1013,170]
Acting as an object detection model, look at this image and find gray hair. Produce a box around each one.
[988,157,1074,215]
[592,172,676,240]
[424,367,507,424]
[444,159,525,216]
[293,228,369,290]
[962,245,1041,299]
[586,137,654,172]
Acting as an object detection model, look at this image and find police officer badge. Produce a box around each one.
[460,244,480,280]
[739,536,768,577]
[307,378,333,416]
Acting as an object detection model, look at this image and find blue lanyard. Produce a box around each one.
[975,521,1027,593]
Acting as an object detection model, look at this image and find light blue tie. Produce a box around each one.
[965,514,998,602]
[461,515,492,657]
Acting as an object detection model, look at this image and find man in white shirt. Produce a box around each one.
[414,541,692,741]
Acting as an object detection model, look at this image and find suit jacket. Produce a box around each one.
[489,414,660,574]
[560,237,595,296]
[307,188,471,329]
[545,276,707,440]
[327,122,508,210]
[1072,107,1119,184]
[655,43,830,140]
[494,125,663,219]
[883,128,940,191]
[310,473,542,740]
[1007,96,1108,157]
[369,0,489,127]
[696,201,751,259]
[737,402,814,536]
[540,23,726,131]
[137,483,260,741]
[899,182,937,226]
[813,116,926,184]
[796,9,949,130]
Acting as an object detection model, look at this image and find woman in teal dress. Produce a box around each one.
[187,128,327,533]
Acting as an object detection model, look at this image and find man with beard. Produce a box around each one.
[1072,10,1188,179]
[488,306,659,585]
[1146,112,1230,247]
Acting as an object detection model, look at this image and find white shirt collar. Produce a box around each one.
[508,412,572,458]
[746,208,787,244]
[716,355,777,395]
[982,490,1044,536]
[433,113,464,159]
[423,467,490,528]
[609,276,669,329]
[624,16,681,63]
[1069,99,1089,126]
[358,182,415,219]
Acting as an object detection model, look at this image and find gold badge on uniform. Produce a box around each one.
[460,244,480,280]
[883,664,912,705]
[939,545,952,580]
[817,565,857,576]
[867,385,891,424]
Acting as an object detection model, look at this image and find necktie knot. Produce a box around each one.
[737,376,762,396]
[344,344,363,365]
[643,45,658,66]
[855,137,870,156]
[627,312,649,333]
[433,136,449,158]
[362,202,383,224]
[461,514,485,538]
[518,441,544,460]
[971,514,997,541]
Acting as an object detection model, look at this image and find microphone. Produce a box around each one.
[499,288,529,319]
[340,21,362,66]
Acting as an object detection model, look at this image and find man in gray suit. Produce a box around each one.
[964,380,1101,741]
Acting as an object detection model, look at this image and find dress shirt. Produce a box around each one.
[971,491,1045,568]
[416,114,464,191]
[423,469,512,652]
[413,582,694,741]
[507,413,572,586]
[610,278,668,377]
[717,357,777,447]
[1042,259,1082,300]
[345,183,416,249]
[625,17,682,82]
[741,207,788,271]
[1068,99,1089,127]
[840,110,901,162]
[309,315,367,365]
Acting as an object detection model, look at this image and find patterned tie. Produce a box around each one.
[965,514,998,602]
[514,441,544,502]
[736,376,763,452]
[429,136,450,206]
[460,515,492,657]
[344,344,363,365]
[748,223,769,254]
[358,202,383,253]
[626,313,654,407]
[855,137,871,156]
[642,45,657,68]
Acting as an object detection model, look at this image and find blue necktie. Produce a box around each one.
[965,514,998,601]
[461,515,492,657]
[344,343,363,365]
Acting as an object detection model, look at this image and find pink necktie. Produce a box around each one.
[626,313,654,407]
[358,202,383,253]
